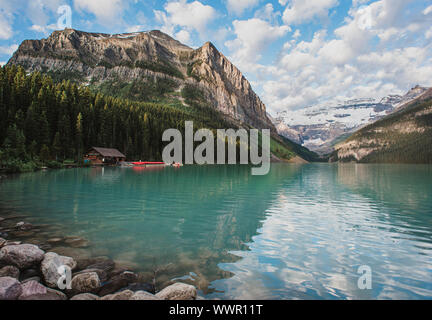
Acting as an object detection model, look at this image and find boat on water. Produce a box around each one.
[119,161,183,168]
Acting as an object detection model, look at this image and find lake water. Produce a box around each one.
[0,164,431,299]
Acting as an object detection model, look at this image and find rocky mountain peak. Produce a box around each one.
[7,29,274,131]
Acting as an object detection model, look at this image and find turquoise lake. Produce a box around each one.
[0,164,432,299]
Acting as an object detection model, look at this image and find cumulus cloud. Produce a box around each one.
[225,18,290,70]
[259,0,432,114]
[74,0,126,26]
[226,0,260,16]
[154,0,217,41]
[282,0,339,25]
[0,44,18,56]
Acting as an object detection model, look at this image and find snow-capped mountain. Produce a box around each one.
[273,86,430,154]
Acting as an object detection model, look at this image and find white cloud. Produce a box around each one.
[225,18,290,70]
[254,3,281,24]
[175,29,192,45]
[0,44,18,56]
[282,0,339,25]
[226,0,260,16]
[0,61,6,67]
[30,24,58,35]
[126,25,146,33]
[423,5,432,15]
[154,0,217,40]
[258,0,432,114]
[74,0,126,26]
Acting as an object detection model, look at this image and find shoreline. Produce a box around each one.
[0,214,200,300]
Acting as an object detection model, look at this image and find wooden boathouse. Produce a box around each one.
[84,147,126,165]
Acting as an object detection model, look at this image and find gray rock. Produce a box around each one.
[130,291,161,300]
[70,272,101,294]
[0,276,23,300]
[156,283,197,300]
[100,290,134,300]
[18,280,67,300]
[70,293,99,300]
[22,276,41,284]
[0,265,20,279]
[86,259,115,274]
[75,268,108,282]
[0,244,45,269]
[41,252,77,288]
[123,282,155,294]
[97,271,138,296]
[15,222,33,231]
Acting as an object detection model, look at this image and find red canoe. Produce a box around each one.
[132,162,165,166]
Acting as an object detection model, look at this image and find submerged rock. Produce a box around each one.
[0,276,22,300]
[41,252,77,288]
[123,282,155,294]
[75,268,108,282]
[0,266,20,279]
[97,271,138,296]
[0,244,45,269]
[15,222,34,231]
[70,272,101,294]
[156,283,197,300]
[70,293,99,300]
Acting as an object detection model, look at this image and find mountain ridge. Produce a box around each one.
[273,86,430,154]
[7,28,274,132]
[330,87,432,163]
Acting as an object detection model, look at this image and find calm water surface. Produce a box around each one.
[0,164,431,299]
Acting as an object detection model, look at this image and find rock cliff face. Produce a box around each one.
[7,29,274,131]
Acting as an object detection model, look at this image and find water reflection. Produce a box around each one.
[1,164,431,299]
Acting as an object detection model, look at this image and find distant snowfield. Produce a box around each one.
[274,86,430,152]
[278,103,390,129]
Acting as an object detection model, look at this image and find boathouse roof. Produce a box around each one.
[90,147,126,158]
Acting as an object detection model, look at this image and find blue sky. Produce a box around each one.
[1,0,431,115]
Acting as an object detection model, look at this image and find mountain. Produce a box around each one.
[329,88,432,163]
[4,29,317,166]
[273,86,429,154]
[7,28,274,131]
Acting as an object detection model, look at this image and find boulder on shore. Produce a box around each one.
[156,283,197,300]
[100,289,134,300]
[0,244,45,269]
[70,272,101,294]
[0,276,22,300]
[41,252,77,288]
[97,271,138,296]
[130,290,161,300]
[0,265,20,279]
[18,280,67,300]
[70,293,99,300]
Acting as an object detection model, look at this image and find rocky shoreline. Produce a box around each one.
[0,216,199,301]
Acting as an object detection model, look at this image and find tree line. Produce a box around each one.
[0,65,231,172]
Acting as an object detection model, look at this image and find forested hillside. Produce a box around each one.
[330,91,432,164]
[0,66,305,173]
